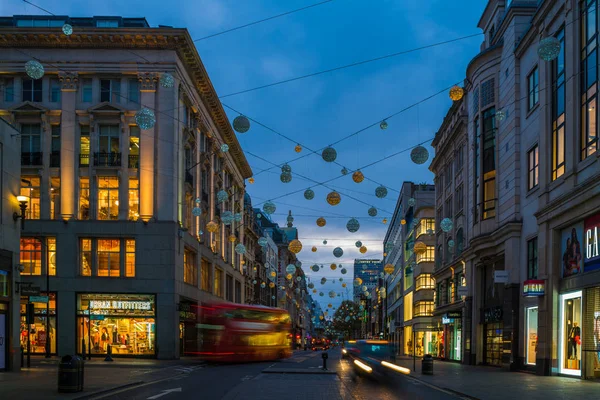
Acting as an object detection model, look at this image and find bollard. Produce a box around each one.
[321,351,328,371]
[104,344,113,362]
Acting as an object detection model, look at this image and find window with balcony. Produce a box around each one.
[97,177,119,220]
[3,78,14,102]
[80,125,90,166]
[50,125,60,167]
[201,258,211,292]
[50,79,61,103]
[79,177,90,220]
[482,108,496,219]
[97,125,120,166]
[415,274,435,291]
[528,145,539,190]
[81,79,92,102]
[128,178,139,221]
[21,124,42,166]
[20,176,40,219]
[22,78,42,102]
[79,238,135,277]
[416,218,435,238]
[184,248,197,286]
[129,126,140,168]
[552,28,566,180]
[214,268,223,297]
[413,301,434,317]
[50,177,60,220]
[416,246,435,263]
[473,117,480,222]
[128,79,139,104]
[100,79,121,103]
[527,237,538,279]
[582,2,598,160]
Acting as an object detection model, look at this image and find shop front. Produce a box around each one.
[413,323,442,358]
[441,311,462,361]
[20,292,57,355]
[77,293,156,357]
[482,306,503,366]
[178,300,198,357]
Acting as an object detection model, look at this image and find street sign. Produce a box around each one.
[457,286,468,297]
[90,315,105,321]
[21,286,40,296]
[494,271,509,284]
[29,296,49,303]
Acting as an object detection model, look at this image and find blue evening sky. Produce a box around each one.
[2,0,486,311]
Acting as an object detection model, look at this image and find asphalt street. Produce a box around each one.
[93,348,462,400]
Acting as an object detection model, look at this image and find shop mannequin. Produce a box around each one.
[569,322,581,360]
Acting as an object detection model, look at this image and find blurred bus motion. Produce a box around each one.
[346,340,408,381]
[184,302,293,362]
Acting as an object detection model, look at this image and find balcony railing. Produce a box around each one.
[94,152,121,167]
[128,155,139,168]
[21,152,42,166]
[79,153,90,167]
[50,151,60,167]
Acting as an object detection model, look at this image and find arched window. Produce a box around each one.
[456,228,464,254]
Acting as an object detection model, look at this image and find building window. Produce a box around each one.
[47,237,56,276]
[99,125,120,154]
[20,238,42,275]
[214,268,223,297]
[415,274,435,291]
[96,20,119,27]
[80,238,92,276]
[98,239,120,277]
[80,125,90,166]
[201,258,211,292]
[456,184,464,213]
[98,177,119,220]
[456,228,464,254]
[482,108,496,219]
[413,301,434,317]
[436,245,442,270]
[128,178,139,221]
[4,78,14,102]
[50,79,61,102]
[456,146,464,171]
[526,306,538,365]
[50,177,60,220]
[416,246,435,263]
[81,79,92,102]
[128,79,139,104]
[552,28,566,180]
[582,2,599,160]
[473,117,480,222]
[50,125,61,168]
[20,176,41,219]
[445,238,452,263]
[226,275,234,302]
[445,196,453,218]
[79,177,90,220]
[21,124,41,166]
[528,145,539,190]
[235,281,242,304]
[183,248,197,286]
[435,282,443,306]
[129,126,140,168]
[100,79,121,103]
[528,66,539,110]
[125,239,135,277]
[447,278,455,303]
[22,78,42,102]
[527,237,538,279]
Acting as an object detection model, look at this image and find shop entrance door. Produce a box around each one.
[0,312,6,370]
[179,323,185,356]
[485,322,503,366]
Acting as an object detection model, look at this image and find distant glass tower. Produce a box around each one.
[353,259,383,301]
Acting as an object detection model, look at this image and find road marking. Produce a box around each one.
[241,375,253,381]
[146,387,182,399]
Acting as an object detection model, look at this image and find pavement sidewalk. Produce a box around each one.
[1,358,204,400]
[394,356,600,400]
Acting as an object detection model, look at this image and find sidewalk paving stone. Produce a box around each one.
[393,356,600,400]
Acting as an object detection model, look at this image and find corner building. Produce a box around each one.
[0,15,252,359]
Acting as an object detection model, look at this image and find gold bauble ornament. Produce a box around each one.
[286,273,293,280]
[312,246,317,252]
[288,239,303,254]
[228,235,236,243]
[326,191,341,206]
[382,218,388,224]
[316,217,327,227]
[449,85,464,101]
[384,263,395,274]
[342,283,347,288]
[248,177,255,184]
[294,144,302,153]
[270,270,277,277]
[206,221,219,233]
[330,263,337,270]
[401,219,406,225]
[352,170,364,183]
[359,246,367,254]
[269,282,275,288]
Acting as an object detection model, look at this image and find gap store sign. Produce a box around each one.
[585,213,600,272]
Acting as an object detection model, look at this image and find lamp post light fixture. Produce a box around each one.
[14,195,29,229]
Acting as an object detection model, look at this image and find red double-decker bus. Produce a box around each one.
[184,302,293,363]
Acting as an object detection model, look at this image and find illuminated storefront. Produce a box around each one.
[77,294,156,357]
[442,312,462,361]
[20,293,57,355]
[525,306,538,366]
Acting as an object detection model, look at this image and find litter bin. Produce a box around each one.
[58,355,84,393]
[421,354,433,375]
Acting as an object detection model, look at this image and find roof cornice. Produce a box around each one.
[0,26,253,179]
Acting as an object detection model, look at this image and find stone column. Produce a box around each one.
[138,73,157,222]
[39,114,51,220]
[59,72,78,220]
